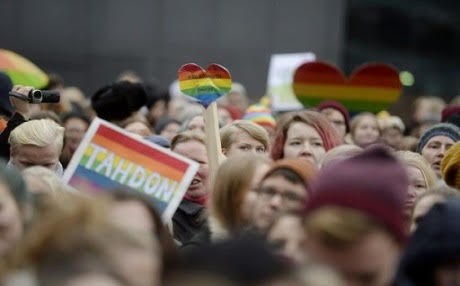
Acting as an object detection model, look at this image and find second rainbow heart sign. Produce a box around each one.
[293,61,402,113]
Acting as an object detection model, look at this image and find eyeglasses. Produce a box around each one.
[257,187,305,206]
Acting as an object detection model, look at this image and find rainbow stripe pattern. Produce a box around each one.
[0,49,49,88]
[293,61,402,113]
[243,104,276,129]
[178,63,232,107]
[63,119,198,221]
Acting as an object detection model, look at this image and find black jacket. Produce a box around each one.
[0,113,26,160]
[172,200,208,245]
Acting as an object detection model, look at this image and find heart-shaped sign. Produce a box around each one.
[178,63,232,108]
[293,61,402,112]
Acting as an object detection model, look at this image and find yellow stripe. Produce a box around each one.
[293,84,400,103]
[180,78,232,91]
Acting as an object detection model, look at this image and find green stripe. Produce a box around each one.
[298,97,392,113]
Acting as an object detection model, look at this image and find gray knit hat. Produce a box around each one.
[417,123,460,153]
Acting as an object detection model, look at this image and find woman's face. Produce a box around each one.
[421,136,455,177]
[405,166,429,218]
[267,215,307,264]
[0,183,23,256]
[283,122,326,167]
[173,140,209,198]
[321,108,347,138]
[353,115,380,147]
[241,163,270,222]
[64,118,89,153]
[224,131,266,157]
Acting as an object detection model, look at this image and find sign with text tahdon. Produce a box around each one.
[63,118,199,222]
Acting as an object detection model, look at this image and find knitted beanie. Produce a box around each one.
[416,123,460,153]
[91,81,147,121]
[317,100,350,132]
[0,72,13,117]
[441,105,460,128]
[243,104,276,129]
[394,198,460,285]
[441,141,460,190]
[263,159,317,192]
[305,146,409,243]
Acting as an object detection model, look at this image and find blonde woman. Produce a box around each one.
[348,112,380,147]
[209,154,272,240]
[396,151,437,218]
[220,120,270,157]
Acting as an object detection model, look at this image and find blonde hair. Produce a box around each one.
[350,112,380,135]
[304,206,384,248]
[396,151,437,189]
[210,154,271,234]
[22,166,75,194]
[220,120,270,152]
[9,119,64,151]
[378,115,405,132]
[170,130,206,150]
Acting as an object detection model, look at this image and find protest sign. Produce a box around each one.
[63,118,199,222]
[178,63,231,181]
[293,61,402,113]
[266,52,316,112]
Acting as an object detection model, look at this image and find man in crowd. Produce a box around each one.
[303,146,409,286]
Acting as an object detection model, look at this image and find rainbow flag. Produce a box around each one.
[293,61,402,113]
[63,118,199,222]
[178,63,232,107]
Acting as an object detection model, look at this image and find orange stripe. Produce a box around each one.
[92,135,184,181]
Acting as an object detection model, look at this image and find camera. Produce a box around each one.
[9,89,60,104]
[28,89,60,103]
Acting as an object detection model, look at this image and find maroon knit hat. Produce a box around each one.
[442,105,460,123]
[317,100,350,132]
[305,146,409,243]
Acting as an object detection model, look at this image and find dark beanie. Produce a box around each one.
[394,198,460,285]
[91,81,147,121]
[305,146,408,243]
[0,72,13,117]
[317,100,350,132]
[416,123,460,153]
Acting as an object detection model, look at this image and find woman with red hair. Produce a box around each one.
[271,110,342,167]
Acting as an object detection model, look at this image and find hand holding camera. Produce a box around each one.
[7,85,60,120]
[9,87,60,104]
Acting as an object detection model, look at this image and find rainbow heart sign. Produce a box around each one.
[178,63,232,107]
[292,61,402,112]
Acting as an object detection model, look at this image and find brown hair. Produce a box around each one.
[0,192,157,286]
[304,206,387,249]
[171,130,206,150]
[210,154,271,232]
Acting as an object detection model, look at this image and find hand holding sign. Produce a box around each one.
[178,63,232,183]
[292,61,402,113]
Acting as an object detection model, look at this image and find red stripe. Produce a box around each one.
[294,62,346,84]
[97,125,188,172]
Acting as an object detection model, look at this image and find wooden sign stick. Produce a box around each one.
[204,101,225,184]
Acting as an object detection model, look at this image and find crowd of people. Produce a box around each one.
[0,69,460,286]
